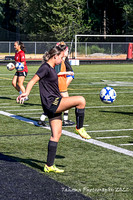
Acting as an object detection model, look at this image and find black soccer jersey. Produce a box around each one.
[36,63,61,109]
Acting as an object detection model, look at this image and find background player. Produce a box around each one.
[10,41,28,100]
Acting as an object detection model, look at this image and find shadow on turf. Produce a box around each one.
[0,153,65,172]
[21,102,41,106]
[100,110,133,116]
[0,96,12,100]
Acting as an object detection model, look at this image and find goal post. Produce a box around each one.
[75,34,133,59]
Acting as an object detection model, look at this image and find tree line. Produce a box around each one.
[0,0,133,41]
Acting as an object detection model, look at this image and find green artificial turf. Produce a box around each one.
[0,64,133,199]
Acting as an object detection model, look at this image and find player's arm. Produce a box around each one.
[57,71,74,76]
[17,74,40,103]
[25,74,40,95]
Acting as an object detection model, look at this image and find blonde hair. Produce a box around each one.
[43,46,63,62]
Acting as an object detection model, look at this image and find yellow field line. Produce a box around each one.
[0,76,38,84]
[0,76,12,81]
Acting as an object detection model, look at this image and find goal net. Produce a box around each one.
[74,34,133,60]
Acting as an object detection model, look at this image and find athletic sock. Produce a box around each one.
[46,140,58,167]
[40,113,46,121]
[63,111,68,121]
[75,108,85,129]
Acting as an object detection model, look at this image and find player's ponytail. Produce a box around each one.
[16,41,26,53]
[43,46,63,63]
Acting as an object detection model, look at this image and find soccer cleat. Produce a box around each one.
[75,127,91,139]
[38,120,47,126]
[63,120,75,126]
[24,96,29,101]
[44,164,64,173]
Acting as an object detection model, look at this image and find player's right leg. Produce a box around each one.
[12,75,20,92]
[56,96,91,139]
[60,91,75,126]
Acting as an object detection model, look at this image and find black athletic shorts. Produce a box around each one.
[42,97,62,119]
[15,71,28,77]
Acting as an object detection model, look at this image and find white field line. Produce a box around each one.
[0,106,22,109]
[2,104,133,112]
[0,72,133,76]
[6,109,43,111]
[0,103,11,105]
[17,112,43,115]
[1,91,133,97]
[0,94,39,97]
[85,105,133,109]
[87,129,133,133]
[0,110,133,157]
[119,144,133,146]
[96,136,130,139]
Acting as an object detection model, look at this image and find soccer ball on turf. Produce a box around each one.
[16,62,24,71]
[7,63,14,71]
[100,87,116,104]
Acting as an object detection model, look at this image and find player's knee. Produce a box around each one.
[51,132,62,142]
[17,82,22,88]
[12,81,16,87]
[79,96,86,107]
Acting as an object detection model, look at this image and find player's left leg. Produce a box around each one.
[56,96,91,139]
[17,74,28,101]
[12,75,20,92]
[44,115,64,173]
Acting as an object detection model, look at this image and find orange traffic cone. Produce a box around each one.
[127,43,133,60]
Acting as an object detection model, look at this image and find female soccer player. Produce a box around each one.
[39,42,74,126]
[17,46,91,173]
[11,41,28,100]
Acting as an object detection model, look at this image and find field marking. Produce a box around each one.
[119,144,133,146]
[86,105,133,109]
[3,104,133,112]
[0,110,133,158]
[6,108,42,111]
[1,72,133,76]
[96,136,130,139]
[87,129,133,133]
[0,77,12,81]
[0,106,22,109]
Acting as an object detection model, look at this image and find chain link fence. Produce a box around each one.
[0,41,129,60]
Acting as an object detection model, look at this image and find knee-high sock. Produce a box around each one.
[46,140,58,166]
[75,108,85,129]
[63,111,68,121]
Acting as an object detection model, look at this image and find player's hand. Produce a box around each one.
[10,65,15,71]
[67,71,74,76]
[16,93,28,104]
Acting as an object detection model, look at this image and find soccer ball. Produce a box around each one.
[7,63,14,71]
[100,87,116,104]
[16,62,24,71]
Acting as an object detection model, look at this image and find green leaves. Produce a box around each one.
[1,0,133,41]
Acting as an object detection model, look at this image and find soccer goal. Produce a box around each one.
[74,34,133,59]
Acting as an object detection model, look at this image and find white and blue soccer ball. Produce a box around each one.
[100,87,116,104]
[16,62,24,71]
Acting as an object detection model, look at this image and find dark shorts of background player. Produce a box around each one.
[42,97,62,119]
[15,71,28,77]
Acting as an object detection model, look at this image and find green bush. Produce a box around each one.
[90,45,105,54]
[78,45,105,55]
